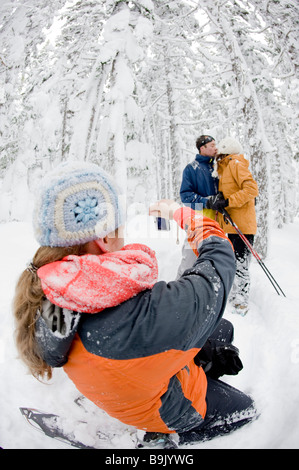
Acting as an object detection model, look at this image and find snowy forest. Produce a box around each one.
[0,0,298,257]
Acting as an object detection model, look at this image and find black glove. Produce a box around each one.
[206,192,229,212]
[194,339,243,380]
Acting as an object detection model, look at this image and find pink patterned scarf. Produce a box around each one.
[37,244,158,313]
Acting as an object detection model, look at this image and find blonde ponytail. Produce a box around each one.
[13,244,86,380]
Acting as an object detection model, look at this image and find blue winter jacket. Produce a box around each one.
[180,155,218,210]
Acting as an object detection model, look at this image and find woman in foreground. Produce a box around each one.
[13,161,257,446]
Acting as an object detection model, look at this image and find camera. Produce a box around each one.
[155,217,170,231]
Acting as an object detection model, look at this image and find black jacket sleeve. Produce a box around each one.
[141,235,236,352]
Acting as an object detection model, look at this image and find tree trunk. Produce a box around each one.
[216,12,271,257]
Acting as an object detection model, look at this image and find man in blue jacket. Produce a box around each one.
[180,135,219,215]
[177,135,219,278]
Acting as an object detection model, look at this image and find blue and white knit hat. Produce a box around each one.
[33,161,124,247]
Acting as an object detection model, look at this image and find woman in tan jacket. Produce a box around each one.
[207,137,259,315]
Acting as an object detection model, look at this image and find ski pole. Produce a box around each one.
[222,209,286,297]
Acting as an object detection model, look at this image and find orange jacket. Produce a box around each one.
[217,154,258,234]
[64,338,206,433]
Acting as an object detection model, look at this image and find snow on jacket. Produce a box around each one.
[217,154,259,235]
[35,209,236,434]
[180,154,218,219]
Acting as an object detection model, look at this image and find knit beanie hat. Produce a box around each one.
[33,161,124,247]
[217,137,243,155]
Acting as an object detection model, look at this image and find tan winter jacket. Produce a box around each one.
[217,154,259,234]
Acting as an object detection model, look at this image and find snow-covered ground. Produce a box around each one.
[1,214,299,449]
